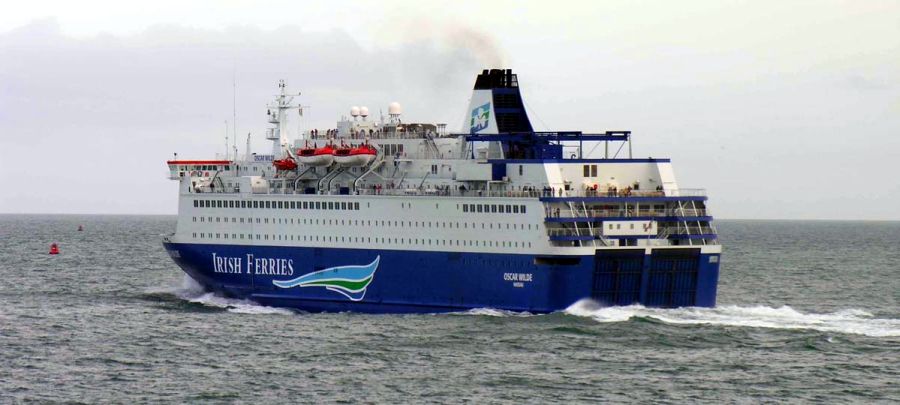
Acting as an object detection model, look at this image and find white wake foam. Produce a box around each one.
[163,275,295,316]
[184,292,295,315]
[452,307,534,317]
[564,299,900,338]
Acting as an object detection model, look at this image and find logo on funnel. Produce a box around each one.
[470,102,491,133]
[272,256,380,301]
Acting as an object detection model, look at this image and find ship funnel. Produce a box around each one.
[464,69,533,135]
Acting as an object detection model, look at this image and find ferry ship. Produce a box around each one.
[162,69,721,313]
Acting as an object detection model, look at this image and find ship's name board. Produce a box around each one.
[503,272,533,288]
[212,253,293,275]
[253,154,274,162]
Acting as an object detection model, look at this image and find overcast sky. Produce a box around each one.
[1,0,898,220]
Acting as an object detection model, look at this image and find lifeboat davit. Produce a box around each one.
[334,143,377,167]
[273,157,298,171]
[297,143,335,166]
[49,243,60,255]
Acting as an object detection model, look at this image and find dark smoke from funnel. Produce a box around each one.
[444,25,507,67]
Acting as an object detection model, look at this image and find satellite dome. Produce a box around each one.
[350,106,360,117]
[388,102,402,115]
[359,106,369,117]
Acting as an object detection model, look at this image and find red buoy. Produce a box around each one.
[49,243,60,255]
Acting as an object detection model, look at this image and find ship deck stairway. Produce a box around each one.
[424,133,441,158]
[544,201,610,247]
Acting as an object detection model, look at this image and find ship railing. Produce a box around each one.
[546,228,602,237]
[548,188,707,198]
[190,186,240,194]
[339,188,707,199]
[663,188,707,197]
[547,225,715,237]
[306,130,444,141]
[657,226,717,236]
[547,227,716,239]
[351,188,548,198]
[547,208,709,218]
[189,186,547,198]
[188,185,708,200]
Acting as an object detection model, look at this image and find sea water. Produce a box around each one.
[1,215,898,403]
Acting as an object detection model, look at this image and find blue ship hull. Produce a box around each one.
[163,242,720,314]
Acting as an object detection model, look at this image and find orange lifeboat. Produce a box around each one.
[273,157,298,171]
[297,142,335,166]
[334,142,377,166]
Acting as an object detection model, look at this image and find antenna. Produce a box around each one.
[298,104,310,139]
[245,132,251,164]
[232,61,238,161]
[224,120,229,159]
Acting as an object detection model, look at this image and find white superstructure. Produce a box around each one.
[165,70,719,258]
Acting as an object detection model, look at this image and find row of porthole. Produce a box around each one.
[191,216,538,231]
[191,232,534,249]
[194,199,362,211]
[460,203,527,214]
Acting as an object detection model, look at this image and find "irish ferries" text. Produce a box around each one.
[211,253,294,276]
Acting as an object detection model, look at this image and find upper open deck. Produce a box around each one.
[186,182,706,200]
